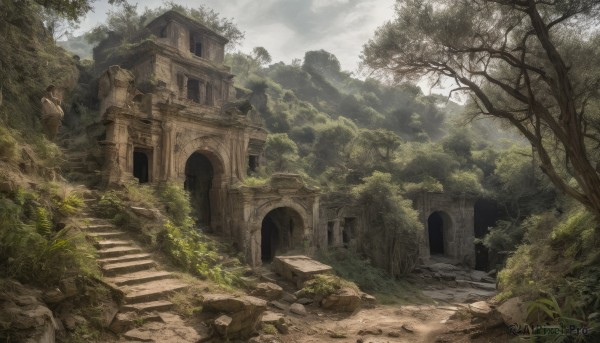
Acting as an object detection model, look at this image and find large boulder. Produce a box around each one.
[250,283,283,301]
[321,287,361,312]
[0,279,57,343]
[497,297,527,326]
[202,294,267,339]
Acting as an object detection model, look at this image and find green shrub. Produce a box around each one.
[298,274,357,299]
[158,182,193,227]
[157,220,241,288]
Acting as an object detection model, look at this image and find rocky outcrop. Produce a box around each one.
[203,293,267,339]
[320,287,361,312]
[250,282,283,301]
[0,279,57,343]
[497,297,527,326]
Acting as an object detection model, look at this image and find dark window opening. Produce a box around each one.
[327,221,334,246]
[428,212,444,255]
[248,155,259,173]
[189,35,202,57]
[160,26,167,38]
[133,150,149,183]
[187,79,200,103]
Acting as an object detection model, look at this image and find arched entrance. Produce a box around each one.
[184,152,214,227]
[428,211,451,255]
[261,207,304,263]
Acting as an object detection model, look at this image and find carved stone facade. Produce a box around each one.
[95,11,319,266]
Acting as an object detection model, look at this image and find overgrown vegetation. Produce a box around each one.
[95,182,244,288]
[297,274,358,300]
[318,249,431,305]
[0,183,98,286]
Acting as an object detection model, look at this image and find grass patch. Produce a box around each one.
[317,248,431,305]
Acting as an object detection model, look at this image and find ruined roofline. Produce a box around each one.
[145,10,229,44]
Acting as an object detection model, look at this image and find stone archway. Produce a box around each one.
[427,211,452,256]
[260,207,305,263]
[183,149,225,231]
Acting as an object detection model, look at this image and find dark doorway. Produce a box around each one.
[474,199,501,271]
[343,217,356,247]
[327,221,334,246]
[184,152,213,227]
[133,150,149,183]
[187,79,200,103]
[261,215,278,262]
[428,212,444,255]
[261,207,303,263]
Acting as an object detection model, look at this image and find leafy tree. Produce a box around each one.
[363,0,600,219]
[303,49,342,77]
[311,117,357,173]
[352,171,422,276]
[252,47,272,66]
[264,133,300,172]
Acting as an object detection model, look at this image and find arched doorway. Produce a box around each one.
[184,152,214,227]
[428,211,449,255]
[261,207,304,263]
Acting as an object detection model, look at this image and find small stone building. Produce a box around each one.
[94,11,319,266]
[319,191,476,267]
[410,192,476,267]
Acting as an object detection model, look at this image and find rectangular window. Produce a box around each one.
[187,79,200,103]
[189,34,202,57]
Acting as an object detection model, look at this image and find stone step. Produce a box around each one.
[107,270,174,287]
[95,239,134,249]
[102,259,156,276]
[123,279,188,304]
[88,231,129,240]
[85,224,117,232]
[98,253,152,266]
[98,246,143,258]
[122,300,174,313]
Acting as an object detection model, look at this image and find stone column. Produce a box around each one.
[199,82,206,104]
[161,121,175,181]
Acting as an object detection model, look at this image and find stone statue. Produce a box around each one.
[40,85,64,140]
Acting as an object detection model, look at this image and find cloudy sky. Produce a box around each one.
[76,0,397,74]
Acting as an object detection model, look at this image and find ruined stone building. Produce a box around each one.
[94,11,319,266]
[319,191,476,268]
[94,11,477,269]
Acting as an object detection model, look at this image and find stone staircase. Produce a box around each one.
[79,206,204,341]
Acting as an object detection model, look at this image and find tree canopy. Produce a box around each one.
[362,0,600,219]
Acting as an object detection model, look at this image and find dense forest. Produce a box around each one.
[1,0,600,342]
